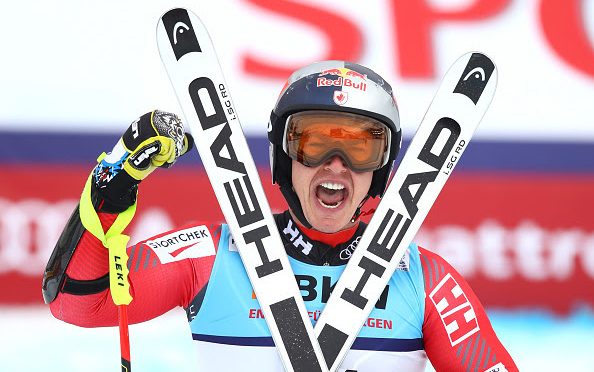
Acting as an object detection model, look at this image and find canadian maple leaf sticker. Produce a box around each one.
[333,90,348,105]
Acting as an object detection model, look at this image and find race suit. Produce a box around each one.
[47,209,517,371]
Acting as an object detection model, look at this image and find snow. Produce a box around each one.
[2,306,593,371]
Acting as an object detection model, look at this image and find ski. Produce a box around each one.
[313,52,498,371]
[156,8,327,372]
[157,7,497,371]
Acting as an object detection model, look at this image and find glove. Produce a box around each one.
[92,110,194,212]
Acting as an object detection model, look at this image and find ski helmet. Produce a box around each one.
[268,60,402,227]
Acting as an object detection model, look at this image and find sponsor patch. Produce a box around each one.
[318,67,367,80]
[339,236,361,260]
[316,67,368,94]
[129,142,161,170]
[484,362,508,372]
[317,77,367,92]
[282,219,313,255]
[333,90,348,105]
[131,118,140,139]
[146,226,215,264]
[429,273,479,346]
[397,249,410,271]
[228,236,238,252]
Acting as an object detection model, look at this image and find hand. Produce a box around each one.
[92,110,193,211]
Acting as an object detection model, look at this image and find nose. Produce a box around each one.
[323,155,348,173]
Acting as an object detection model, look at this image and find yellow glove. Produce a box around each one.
[119,110,192,180]
[93,110,193,212]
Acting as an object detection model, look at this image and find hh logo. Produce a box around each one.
[283,219,313,255]
[429,273,479,346]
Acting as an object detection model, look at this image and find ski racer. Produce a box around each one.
[43,60,518,371]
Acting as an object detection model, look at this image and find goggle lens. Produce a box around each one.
[284,111,390,172]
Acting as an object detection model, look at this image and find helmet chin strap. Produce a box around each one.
[350,195,371,223]
[279,184,313,229]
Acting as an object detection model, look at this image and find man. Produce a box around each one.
[43,61,517,371]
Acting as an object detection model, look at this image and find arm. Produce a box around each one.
[419,247,518,372]
[50,215,217,327]
[43,110,213,327]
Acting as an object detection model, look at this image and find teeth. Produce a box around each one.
[318,199,343,209]
[319,182,345,190]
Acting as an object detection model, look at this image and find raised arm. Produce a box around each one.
[42,110,215,327]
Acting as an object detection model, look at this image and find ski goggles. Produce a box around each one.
[283,111,391,172]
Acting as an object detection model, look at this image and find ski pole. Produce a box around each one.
[79,169,137,371]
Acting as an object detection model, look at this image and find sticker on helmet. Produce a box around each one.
[333,90,348,105]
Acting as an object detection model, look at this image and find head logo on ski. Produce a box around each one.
[453,53,496,104]
[162,8,202,60]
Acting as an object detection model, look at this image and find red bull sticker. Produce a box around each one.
[319,67,367,79]
[319,68,343,76]
[345,70,367,79]
[317,67,367,92]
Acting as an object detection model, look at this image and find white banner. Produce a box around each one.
[0,0,593,141]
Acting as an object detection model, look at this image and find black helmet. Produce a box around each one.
[268,60,402,227]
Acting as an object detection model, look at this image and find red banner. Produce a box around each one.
[2,165,593,313]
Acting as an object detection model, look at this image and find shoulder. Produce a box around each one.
[417,246,519,371]
[416,246,473,298]
[417,246,451,282]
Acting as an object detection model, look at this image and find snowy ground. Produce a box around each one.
[2,306,593,371]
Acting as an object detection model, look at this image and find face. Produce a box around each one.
[291,157,373,233]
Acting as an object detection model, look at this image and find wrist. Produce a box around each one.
[92,160,140,213]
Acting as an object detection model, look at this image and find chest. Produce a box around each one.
[188,226,428,371]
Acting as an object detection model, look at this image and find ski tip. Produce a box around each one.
[159,7,189,20]
[157,8,205,62]
[451,51,497,105]
[158,7,206,27]
[462,51,497,79]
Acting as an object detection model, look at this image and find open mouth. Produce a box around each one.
[316,182,347,209]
